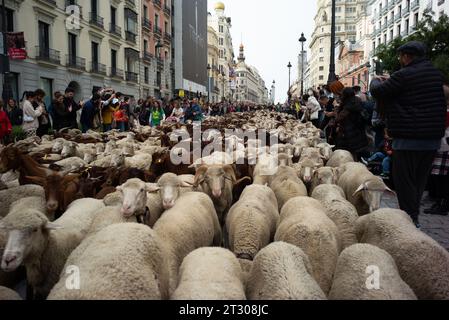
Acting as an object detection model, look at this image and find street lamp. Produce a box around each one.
[1,0,12,102]
[207,64,211,103]
[299,33,307,97]
[287,62,292,93]
[155,40,163,99]
[328,0,337,84]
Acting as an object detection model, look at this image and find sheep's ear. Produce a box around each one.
[353,183,367,197]
[146,184,161,193]
[45,222,63,231]
[384,186,396,195]
[223,165,237,182]
[194,166,208,187]
[116,186,123,193]
[180,180,194,187]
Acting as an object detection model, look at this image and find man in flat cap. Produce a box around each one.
[370,41,447,228]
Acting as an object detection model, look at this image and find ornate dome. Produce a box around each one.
[215,2,225,10]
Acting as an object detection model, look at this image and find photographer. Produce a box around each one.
[81,93,101,133]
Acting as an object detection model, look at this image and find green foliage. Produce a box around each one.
[375,12,449,79]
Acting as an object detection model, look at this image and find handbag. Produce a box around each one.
[23,114,34,122]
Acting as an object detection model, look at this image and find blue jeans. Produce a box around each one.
[368,152,391,174]
[117,122,126,132]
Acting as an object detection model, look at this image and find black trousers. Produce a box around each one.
[392,150,437,221]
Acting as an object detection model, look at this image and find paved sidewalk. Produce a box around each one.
[381,193,449,251]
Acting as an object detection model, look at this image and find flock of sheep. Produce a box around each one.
[0,110,448,300]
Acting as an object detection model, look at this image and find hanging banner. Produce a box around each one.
[6,32,27,60]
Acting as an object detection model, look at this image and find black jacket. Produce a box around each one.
[370,58,446,140]
[7,107,23,126]
[335,97,369,153]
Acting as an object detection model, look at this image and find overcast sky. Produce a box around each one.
[207,0,317,103]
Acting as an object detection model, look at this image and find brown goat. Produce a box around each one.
[26,173,80,219]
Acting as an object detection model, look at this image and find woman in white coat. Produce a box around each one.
[21,91,43,138]
[302,90,322,128]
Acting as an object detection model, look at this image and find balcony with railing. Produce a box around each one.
[388,1,395,10]
[163,4,171,15]
[394,12,402,22]
[38,0,57,6]
[109,24,122,37]
[66,55,86,71]
[126,0,135,6]
[153,0,161,8]
[125,31,137,43]
[411,0,420,10]
[142,17,152,31]
[91,62,107,76]
[35,46,60,65]
[89,13,104,29]
[388,18,394,27]
[381,6,388,15]
[143,51,154,63]
[154,26,162,37]
[402,6,410,16]
[164,32,172,42]
[126,71,138,82]
[65,0,83,18]
[401,29,409,37]
[110,67,124,80]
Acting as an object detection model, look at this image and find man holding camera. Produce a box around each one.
[370,41,447,228]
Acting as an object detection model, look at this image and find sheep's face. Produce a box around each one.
[0,213,60,273]
[195,166,235,199]
[353,180,395,213]
[111,152,125,167]
[52,140,65,153]
[313,168,336,186]
[319,145,335,161]
[118,180,148,218]
[84,151,96,164]
[61,142,77,158]
[159,183,179,210]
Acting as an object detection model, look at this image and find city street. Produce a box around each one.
[0,0,448,305]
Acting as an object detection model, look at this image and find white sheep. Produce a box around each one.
[9,196,52,221]
[172,248,246,300]
[268,165,308,211]
[153,192,222,295]
[329,244,417,300]
[124,153,153,171]
[0,198,104,298]
[226,185,279,261]
[316,143,335,162]
[0,185,45,218]
[100,180,164,228]
[294,157,322,185]
[52,157,88,174]
[252,153,279,185]
[275,197,341,294]
[309,167,338,193]
[311,184,359,249]
[48,223,170,300]
[0,286,22,300]
[326,150,354,168]
[356,209,449,300]
[149,173,195,210]
[246,242,327,300]
[90,150,125,168]
[338,165,394,215]
[193,165,239,226]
